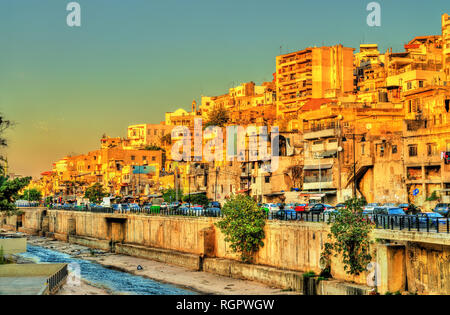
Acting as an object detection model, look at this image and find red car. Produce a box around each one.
[295,204,308,212]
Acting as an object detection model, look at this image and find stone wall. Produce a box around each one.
[3,208,450,294]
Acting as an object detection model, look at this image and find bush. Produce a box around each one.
[216,194,266,263]
[321,198,374,276]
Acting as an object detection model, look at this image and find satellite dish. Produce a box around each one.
[338,146,343,152]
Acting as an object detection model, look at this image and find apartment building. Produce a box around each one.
[275,45,354,118]
[442,13,450,82]
[300,102,404,204]
[200,81,276,120]
[127,123,173,148]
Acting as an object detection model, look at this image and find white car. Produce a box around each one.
[264,203,280,215]
[363,203,380,212]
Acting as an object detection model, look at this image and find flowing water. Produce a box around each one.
[18,245,196,295]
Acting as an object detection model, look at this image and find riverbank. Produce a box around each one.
[25,236,296,295]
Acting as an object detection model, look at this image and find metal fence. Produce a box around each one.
[46,205,450,234]
[47,264,68,294]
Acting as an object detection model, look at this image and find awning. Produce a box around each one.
[300,190,337,195]
[304,164,333,170]
[264,192,285,197]
[186,191,207,196]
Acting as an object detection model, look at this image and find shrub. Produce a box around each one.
[321,198,374,276]
[216,194,266,263]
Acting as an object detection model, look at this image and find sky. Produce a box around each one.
[0,0,449,178]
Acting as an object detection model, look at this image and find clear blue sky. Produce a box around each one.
[0,0,449,177]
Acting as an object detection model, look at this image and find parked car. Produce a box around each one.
[309,204,334,214]
[295,204,308,212]
[208,201,221,209]
[275,209,298,221]
[363,203,380,212]
[335,203,346,211]
[398,203,422,215]
[160,202,169,210]
[205,207,221,217]
[283,203,297,210]
[262,203,280,216]
[119,203,130,211]
[177,206,189,215]
[433,203,450,217]
[409,212,447,227]
[373,207,406,216]
[129,203,141,211]
[180,206,204,216]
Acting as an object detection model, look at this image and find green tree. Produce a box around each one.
[321,198,374,276]
[216,194,266,263]
[0,176,32,215]
[84,183,107,204]
[162,188,183,202]
[0,116,12,175]
[143,145,163,151]
[183,193,208,207]
[21,188,42,202]
[204,106,230,128]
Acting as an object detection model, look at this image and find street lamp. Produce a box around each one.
[342,132,366,198]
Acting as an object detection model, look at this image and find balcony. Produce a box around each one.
[303,128,338,140]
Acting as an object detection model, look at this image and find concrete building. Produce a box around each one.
[442,13,450,82]
[127,124,173,148]
[275,45,354,118]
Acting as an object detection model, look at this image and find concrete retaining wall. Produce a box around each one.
[0,238,27,255]
[2,208,450,294]
[68,235,111,251]
[115,243,202,270]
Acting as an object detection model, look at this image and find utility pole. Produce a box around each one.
[353,133,356,199]
[175,166,179,202]
[247,146,250,197]
[215,167,219,202]
[188,162,191,209]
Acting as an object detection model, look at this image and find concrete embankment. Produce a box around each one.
[3,208,450,295]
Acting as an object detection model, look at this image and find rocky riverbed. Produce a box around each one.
[14,234,296,295]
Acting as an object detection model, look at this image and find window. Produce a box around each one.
[265,176,270,183]
[408,145,418,157]
[131,155,135,161]
[407,82,412,90]
[427,143,437,156]
[143,156,147,161]
[152,156,156,161]
[392,145,398,154]
[419,80,424,88]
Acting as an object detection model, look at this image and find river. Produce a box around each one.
[18,245,196,295]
